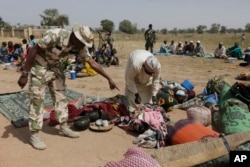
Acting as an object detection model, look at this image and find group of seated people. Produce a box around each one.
[94,42,119,67]
[157,39,249,61]
[73,41,120,78]
[157,40,205,57]
[0,35,35,69]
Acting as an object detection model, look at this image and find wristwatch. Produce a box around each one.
[21,71,29,77]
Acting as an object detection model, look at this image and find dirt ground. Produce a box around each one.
[0,51,249,167]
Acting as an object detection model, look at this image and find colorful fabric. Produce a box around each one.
[212,82,250,134]
[156,87,178,112]
[49,101,129,126]
[218,83,250,134]
[81,62,97,76]
[186,105,211,126]
[167,119,219,145]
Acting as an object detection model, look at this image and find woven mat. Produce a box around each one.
[0,89,83,122]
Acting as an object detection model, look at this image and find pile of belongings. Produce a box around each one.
[157,79,196,112]
[149,75,250,166]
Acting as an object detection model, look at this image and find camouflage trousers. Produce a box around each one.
[145,41,154,53]
[28,62,68,132]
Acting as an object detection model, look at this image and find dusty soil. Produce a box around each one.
[0,48,248,167]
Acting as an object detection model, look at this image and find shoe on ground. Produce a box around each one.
[59,127,80,138]
[30,132,46,150]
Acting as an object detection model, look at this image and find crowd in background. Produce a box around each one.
[0,35,36,70]
[155,37,250,64]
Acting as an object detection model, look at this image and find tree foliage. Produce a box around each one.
[245,23,250,33]
[160,28,168,34]
[100,19,114,32]
[209,23,220,33]
[40,8,69,28]
[119,20,137,34]
[220,26,227,33]
[196,25,207,34]
[0,17,11,29]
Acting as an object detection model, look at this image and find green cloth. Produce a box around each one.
[226,46,243,59]
[218,83,250,134]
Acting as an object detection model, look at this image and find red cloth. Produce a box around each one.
[48,104,83,126]
[48,102,129,126]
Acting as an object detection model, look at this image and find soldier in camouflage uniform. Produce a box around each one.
[17,24,119,150]
[144,24,156,53]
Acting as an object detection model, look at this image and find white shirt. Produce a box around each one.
[125,50,161,96]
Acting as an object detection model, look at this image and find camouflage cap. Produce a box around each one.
[72,24,94,48]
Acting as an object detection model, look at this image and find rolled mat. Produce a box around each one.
[149,131,250,167]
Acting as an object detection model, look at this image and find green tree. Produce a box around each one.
[220,26,227,33]
[0,17,11,28]
[100,19,114,33]
[119,20,137,34]
[54,15,69,28]
[209,23,220,33]
[245,23,250,33]
[40,8,69,28]
[0,17,4,28]
[186,28,196,33]
[160,28,168,34]
[196,25,207,34]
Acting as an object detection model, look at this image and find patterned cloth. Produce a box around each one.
[104,147,160,167]
[0,89,83,126]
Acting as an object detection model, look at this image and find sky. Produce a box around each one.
[1,0,249,30]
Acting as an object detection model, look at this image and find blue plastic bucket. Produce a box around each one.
[205,93,218,104]
[181,80,194,90]
[70,70,76,80]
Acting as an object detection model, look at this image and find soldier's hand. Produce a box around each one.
[109,79,119,91]
[17,76,28,89]
[135,93,141,104]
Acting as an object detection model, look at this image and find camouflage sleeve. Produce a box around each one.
[77,48,92,63]
[37,31,56,49]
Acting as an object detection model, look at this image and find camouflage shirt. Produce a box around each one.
[36,28,91,68]
[144,29,156,43]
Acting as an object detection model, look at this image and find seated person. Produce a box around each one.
[182,41,188,53]
[183,40,195,56]
[226,42,243,60]
[107,48,119,66]
[214,42,226,59]
[168,40,176,54]
[243,47,250,65]
[95,42,111,64]
[175,42,183,55]
[159,40,169,53]
[194,40,205,57]
[0,42,8,64]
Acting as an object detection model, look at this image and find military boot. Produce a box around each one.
[29,131,46,150]
[59,122,80,138]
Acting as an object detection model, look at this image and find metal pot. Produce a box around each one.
[73,116,90,131]
[81,109,102,122]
